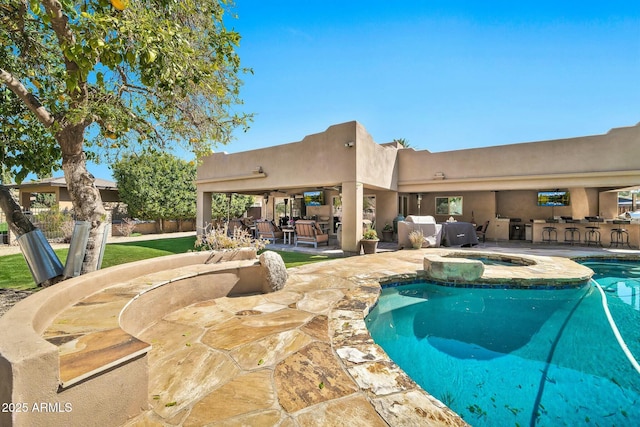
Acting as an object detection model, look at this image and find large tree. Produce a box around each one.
[112,152,196,232]
[0,0,250,275]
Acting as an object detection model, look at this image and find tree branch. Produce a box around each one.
[40,0,75,46]
[0,69,55,127]
[41,0,88,102]
[0,185,36,236]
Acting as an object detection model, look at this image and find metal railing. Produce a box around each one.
[0,210,7,245]
[23,207,76,242]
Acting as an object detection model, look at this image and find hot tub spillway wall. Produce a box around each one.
[423,255,485,283]
[421,251,593,288]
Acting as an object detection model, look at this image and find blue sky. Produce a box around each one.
[90,0,640,180]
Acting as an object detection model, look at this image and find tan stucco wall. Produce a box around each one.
[197,122,360,194]
[354,122,399,191]
[398,123,640,192]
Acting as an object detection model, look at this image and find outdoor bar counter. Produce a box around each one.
[530,219,639,248]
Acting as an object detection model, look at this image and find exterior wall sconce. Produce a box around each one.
[263,193,269,203]
[344,141,354,148]
[252,166,263,174]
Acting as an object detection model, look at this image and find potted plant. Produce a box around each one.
[382,223,394,242]
[360,228,379,254]
[408,229,425,249]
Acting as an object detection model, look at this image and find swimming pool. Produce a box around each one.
[366,259,640,426]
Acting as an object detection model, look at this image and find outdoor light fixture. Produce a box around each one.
[252,166,263,174]
[344,141,354,148]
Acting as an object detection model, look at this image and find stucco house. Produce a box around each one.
[10,176,120,212]
[196,121,640,252]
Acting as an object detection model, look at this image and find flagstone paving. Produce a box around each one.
[41,247,602,426]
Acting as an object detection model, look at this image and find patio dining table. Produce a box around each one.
[440,221,478,247]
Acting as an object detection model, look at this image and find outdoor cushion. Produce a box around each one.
[294,220,329,247]
[256,220,284,242]
[405,215,437,224]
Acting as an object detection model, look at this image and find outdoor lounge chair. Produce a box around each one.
[294,220,329,248]
[255,220,284,243]
[397,215,442,249]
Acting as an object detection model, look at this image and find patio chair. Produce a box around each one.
[294,220,329,248]
[255,220,284,243]
[227,218,247,236]
[476,220,490,243]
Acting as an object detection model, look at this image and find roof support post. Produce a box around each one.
[340,181,364,254]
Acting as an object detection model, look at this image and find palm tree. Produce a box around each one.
[393,138,412,148]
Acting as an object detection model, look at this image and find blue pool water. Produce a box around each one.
[366,260,640,426]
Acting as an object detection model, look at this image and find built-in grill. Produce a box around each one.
[509,218,525,240]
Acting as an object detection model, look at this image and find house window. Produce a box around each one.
[435,196,463,216]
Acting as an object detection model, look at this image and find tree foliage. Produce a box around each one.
[211,193,255,221]
[0,0,251,273]
[0,87,61,183]
[112,152,196,222]
[1,0,250,167]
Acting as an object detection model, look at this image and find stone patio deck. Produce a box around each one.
[38,246,602,426]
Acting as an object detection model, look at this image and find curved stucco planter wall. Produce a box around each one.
[0,249,269,427]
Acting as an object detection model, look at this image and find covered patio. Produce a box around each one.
[196,122,401,254]
[196,121,640,251]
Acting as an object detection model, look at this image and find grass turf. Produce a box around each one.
[0,236,331,290]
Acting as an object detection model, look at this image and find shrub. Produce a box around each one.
[33,208,74,241]
[60,218,76,243]
[116,218,138,237]
[195,223,267,252]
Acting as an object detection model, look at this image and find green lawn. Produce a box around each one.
[0,236,331,290]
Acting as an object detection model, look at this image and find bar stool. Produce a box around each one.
[584,216,603,246]
[542,220,558,243]
[563,219,580,245]
[610,220,631,248]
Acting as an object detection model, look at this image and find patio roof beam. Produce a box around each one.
[196,172,267,185]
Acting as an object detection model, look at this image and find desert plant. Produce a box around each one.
[116,218,138,237]
[195,223,267,252]
[408,229,425,248]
